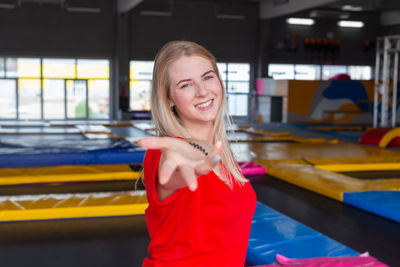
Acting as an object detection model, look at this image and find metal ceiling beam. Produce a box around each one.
[259,0,341,19]
[118,0,143,14]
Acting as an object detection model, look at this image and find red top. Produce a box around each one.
[142,149,257,267]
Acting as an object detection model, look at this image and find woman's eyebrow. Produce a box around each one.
[201,70,215,77]
[176,78,191,87]
[175,70,215,86]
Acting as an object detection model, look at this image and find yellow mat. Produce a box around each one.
[0,164,140,186]
[0,190,148,222]
[230,142,400,201]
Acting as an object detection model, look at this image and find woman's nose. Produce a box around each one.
[195,82,207,96]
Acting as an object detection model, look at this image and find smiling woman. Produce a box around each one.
[137,40,257,266]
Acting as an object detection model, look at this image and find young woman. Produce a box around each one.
[137,40,257,266]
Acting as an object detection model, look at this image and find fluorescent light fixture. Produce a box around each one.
[337,20,364,28]
[0,3,15,9]
[341,5,363,12]
[286,18,314,25]
[66,6,101,13]
[140,10,171,16]
[216,14,246,20]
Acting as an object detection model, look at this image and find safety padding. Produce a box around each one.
[239,161,266,175]
[359,127,400,148]
[0,139,145,167]
[0,191,148,222]
[258,159,400,202]
[0,164,141,186]
[343,191,400,223]
[247,202,358,265]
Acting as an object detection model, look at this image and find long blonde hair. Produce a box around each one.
[150,40,247,185]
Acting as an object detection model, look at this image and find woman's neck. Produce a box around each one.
[184,122,214,143]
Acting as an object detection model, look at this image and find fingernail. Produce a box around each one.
[213,156,221,163]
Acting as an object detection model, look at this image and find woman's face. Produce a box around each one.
[168,55,223,129]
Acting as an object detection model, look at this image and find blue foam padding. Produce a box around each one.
[344,191,400,223]
[247,202,358,265]
[0,139,146,167]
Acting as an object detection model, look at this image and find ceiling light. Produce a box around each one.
[216,14,246,20]
[0,3,15,9]
[66,6,101,13]
[140,10,171,16]
[337,20,364,28]
[286,18,314,25]
[341,5,363,12]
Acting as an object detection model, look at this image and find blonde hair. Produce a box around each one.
[150,40,247,185]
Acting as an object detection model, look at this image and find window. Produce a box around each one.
[268,64,294,80]
[0,57,110,120]
[321,65,347,80]
[295,65,321,80]
[0,79,16,119]
[218,62,250,116]
[268,64,372,80]
[129,61,153,111]
[348,66,372,80]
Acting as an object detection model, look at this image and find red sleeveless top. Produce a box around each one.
[142,149,257,267]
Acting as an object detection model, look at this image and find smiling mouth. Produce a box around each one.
[195,99,213,109]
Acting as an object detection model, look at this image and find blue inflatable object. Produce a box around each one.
[247,202,358,265]
[344,191,400,223]
[0,139,146,167]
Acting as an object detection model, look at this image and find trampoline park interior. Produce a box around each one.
[1,0,400,266]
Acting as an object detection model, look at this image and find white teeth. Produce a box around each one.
[196,99,213,108]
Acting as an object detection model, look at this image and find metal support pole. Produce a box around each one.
[374,38,381,128]
[381,37,391,127]
[392,39,400,127]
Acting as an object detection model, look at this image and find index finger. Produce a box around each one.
[136,136,174,150]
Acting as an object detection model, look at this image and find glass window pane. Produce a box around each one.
[130,80,151,110]
[321,65,347,80]
[130,61,154,80]
[0,58,5,77]
[43,79,65,119]
[77,59,109,79]
[348,66,372,80]
[228,94,248,116]
[0,79,17,119]
[227,63,250,81]
[5,58,39,78]
[88,79,109,119]
[295,65,320,80]
[268,64,294,80]
[217,63,227,81]
[43,59,75,78]
[18,79,41,120]
[67,80,87,119]
[227,81,249,93]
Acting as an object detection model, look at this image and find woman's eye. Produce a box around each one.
[181,83,190,88]
[204,75,213,81]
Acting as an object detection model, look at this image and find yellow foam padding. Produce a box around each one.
[308,126,365,131]
[379,127,400,148]
[230,142,400,163]
[230,142,400,201]
[258,159,400,202]
[229,135,338,144]
[239,128,291,137]
[0,164,140,186]
[0,191,148,221]
[315,162,400,172]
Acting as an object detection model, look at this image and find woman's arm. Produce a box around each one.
[137,137,222,201]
